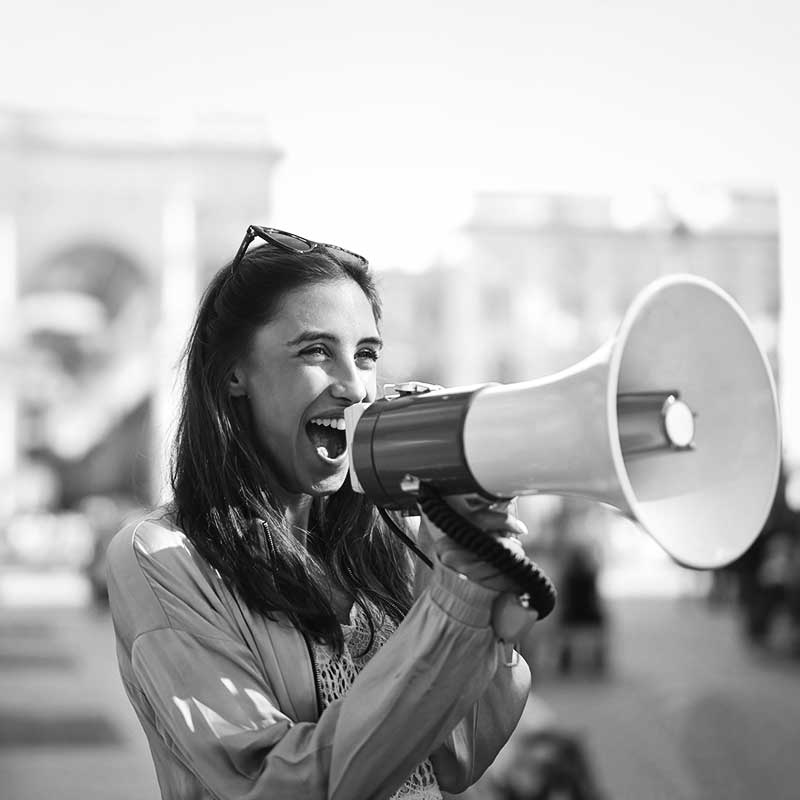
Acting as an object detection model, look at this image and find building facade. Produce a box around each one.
[380,188,780,390]
[0,108,281,515]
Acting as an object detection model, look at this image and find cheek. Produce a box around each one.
[252,372,322,443]
[249,389,301,451]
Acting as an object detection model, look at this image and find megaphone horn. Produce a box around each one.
[345,275,781,570]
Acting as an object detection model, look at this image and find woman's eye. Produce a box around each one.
[356,348,380,364]
[301,345,329,360]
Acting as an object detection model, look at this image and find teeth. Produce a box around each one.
[310,417,346,431]
[316,445,330,459]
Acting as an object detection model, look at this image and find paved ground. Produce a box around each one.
[0,601,159,800]
[508,596,800,800]
[2,578,800,800]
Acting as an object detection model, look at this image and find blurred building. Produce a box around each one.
[0,108,281,519]
[380,188,779,388]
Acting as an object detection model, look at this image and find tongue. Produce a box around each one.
[307,424,346,459]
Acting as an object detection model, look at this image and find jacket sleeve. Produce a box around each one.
[408,515,532,793]
[429,650,530,793]
[122,544,521,800]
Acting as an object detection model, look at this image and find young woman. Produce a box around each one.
[106,227,546,800]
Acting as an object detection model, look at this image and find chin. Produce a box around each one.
[306,470,349,497]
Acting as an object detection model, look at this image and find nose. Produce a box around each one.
[330,360,368,404]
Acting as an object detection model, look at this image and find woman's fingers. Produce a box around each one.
[420,494,545,638]
[419,495,528,541]
[437,545,502,582]
[435,535,528,591]
[419,492,530,591]
[461,508,528,539]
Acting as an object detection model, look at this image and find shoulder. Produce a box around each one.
[106,507,234,647]
[107,506,194,581]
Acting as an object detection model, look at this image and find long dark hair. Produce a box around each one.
[170,242,415,653]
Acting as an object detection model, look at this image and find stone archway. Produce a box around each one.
[22,242,151,318]
[19,242,156,507]
[1,107,283,514]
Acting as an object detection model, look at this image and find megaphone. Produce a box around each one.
[344,274,781,570]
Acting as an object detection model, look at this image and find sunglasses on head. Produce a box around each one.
[230,226,368,274]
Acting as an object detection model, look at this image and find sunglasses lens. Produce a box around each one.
[268,231,315,252]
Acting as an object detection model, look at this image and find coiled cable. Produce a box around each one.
[416,483,557,620]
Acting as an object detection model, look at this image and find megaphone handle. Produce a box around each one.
[417,483,557,620]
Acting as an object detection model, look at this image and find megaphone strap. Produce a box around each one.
[416,483,557,620]
[377,506,434,569]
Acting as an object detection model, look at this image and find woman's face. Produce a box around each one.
[231,278,381,497]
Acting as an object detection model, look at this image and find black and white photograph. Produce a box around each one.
[1,2,799,798]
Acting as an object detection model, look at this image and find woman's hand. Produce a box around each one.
[420,495,527,591]
[418,495,542,642]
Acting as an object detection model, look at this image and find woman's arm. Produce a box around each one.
[112,523,511,800]
[412,502,538,792]
[429,645,530,793]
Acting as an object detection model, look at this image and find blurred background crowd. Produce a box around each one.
[2,1,800,798]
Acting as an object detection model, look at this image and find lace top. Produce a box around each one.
[311,602,443,800]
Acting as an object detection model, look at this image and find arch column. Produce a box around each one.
[152,179,198,503]
[0,211,17,517]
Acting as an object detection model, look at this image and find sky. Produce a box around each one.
[1,0,799,272]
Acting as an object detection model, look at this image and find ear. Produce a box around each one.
[229,366,248,398]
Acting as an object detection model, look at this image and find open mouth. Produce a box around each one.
[306,417,347,461]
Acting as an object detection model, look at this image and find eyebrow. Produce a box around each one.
[286,330,384,349]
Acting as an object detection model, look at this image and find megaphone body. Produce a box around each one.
[345,275,781,570]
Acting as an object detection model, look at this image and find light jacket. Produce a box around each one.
[106,511,531,800]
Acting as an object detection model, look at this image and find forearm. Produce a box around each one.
[430,649,530,793]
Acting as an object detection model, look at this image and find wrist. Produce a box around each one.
[491,592,540,642]
[429,555,501,628]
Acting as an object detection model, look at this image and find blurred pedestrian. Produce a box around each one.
[105,226,550,799]
[493,726,607,800]
[557,539,607,675]
[461,698,607,800]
